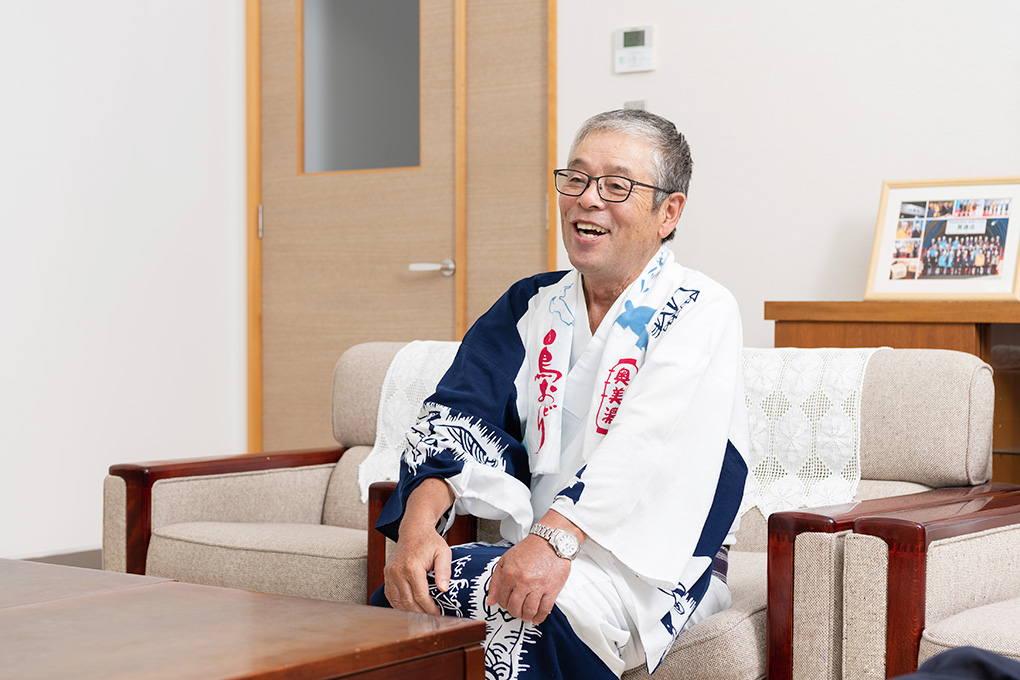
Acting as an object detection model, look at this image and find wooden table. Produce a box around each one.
[0,559,485,680]
[765,300,1020,485]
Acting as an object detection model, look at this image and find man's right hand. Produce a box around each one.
[383,524,451,614]
[382,477,456,615]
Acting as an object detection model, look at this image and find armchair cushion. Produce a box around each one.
[331,342,404,448]
[148,522,366,603]
[925,522,1020,625]
[149,465,334,529]
[140,461,368,603]
[919,597,1020,665]
[858,350,993,487]
[103,447,346,577]
[322,446,372,529]
[623,551,768,679]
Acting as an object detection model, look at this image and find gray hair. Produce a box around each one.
[568,109,693,241]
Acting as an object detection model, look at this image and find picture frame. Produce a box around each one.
[864,176,1020,300]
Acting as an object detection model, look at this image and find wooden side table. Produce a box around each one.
[764,301,1020,485]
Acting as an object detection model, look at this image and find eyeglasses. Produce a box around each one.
[552,169,675,203]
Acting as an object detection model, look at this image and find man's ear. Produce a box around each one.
[657,193,686,240]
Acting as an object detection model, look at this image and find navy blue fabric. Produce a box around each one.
[893,646,1020,679]
[555,465,587,505]
[687,440,747,603]
[693,440,748,560]
[371,543,616,680]
[375,271,568,542]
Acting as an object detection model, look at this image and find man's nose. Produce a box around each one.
[578,178,605,208]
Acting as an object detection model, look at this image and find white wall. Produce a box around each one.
[558,0,1020,348]
[3,0,1017,558]
[0,1,247,558]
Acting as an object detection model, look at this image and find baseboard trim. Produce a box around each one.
[24,549,102,570]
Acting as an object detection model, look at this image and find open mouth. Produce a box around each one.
[575,222,608,238]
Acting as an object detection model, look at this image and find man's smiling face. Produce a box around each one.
[559,131,684,295]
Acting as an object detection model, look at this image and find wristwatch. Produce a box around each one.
[529,523,580,560]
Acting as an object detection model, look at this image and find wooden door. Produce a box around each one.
[259,0,460,449]
[253,0,552,450]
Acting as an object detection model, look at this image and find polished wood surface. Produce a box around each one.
[773,320,983,355]
[765,484,1019,680]
[366,481,395,600]
[988,323,1020,450]
[766,300,1020,483]
[2,560,485,680]
[0,559,170,609]
[853,490,1020,678]
[108,446,345,575]
[766,300,1020,324]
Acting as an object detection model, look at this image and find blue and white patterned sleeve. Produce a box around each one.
[375,271,569,542]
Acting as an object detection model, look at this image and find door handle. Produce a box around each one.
[408,259,456,277]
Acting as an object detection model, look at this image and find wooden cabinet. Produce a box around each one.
[765,301,1020,485]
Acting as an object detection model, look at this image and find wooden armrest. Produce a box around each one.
[366,481,479,605]
[765,482,1018,680]
[852,489,1020,678]
[367,481,398,602]
[109,446,346,575]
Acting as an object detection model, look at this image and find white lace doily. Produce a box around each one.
[358,343,879,514]
[357,341,460,501]
[739,347,880,518]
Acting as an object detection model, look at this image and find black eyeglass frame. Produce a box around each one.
[552,168,676,203]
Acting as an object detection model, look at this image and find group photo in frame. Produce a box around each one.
[864,176,1020,300]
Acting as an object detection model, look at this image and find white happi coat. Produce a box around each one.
[380,246,750,674]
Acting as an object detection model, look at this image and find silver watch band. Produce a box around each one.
[529,523,579,560]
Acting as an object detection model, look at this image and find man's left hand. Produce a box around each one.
[485,534,571,625]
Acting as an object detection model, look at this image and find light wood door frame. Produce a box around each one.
[245,0,558,451]
[545,1,558,272]
[246,0,262,452]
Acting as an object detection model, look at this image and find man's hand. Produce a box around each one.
[384,477,456,615]
[383,523,451,615]
[486,534,571,625]
[486,511,585,625]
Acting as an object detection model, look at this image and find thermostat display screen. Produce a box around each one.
[623,30,645,48]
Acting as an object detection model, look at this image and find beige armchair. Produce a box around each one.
[763,348,1018,680]
[103,343,1007,680]
[839,490,1020,679]
[103,343,408,604]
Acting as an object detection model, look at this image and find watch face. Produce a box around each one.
[553,532,578,557]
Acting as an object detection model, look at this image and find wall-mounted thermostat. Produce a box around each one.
[614,25,654,74]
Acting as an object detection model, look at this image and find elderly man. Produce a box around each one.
[373,109,749,679]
